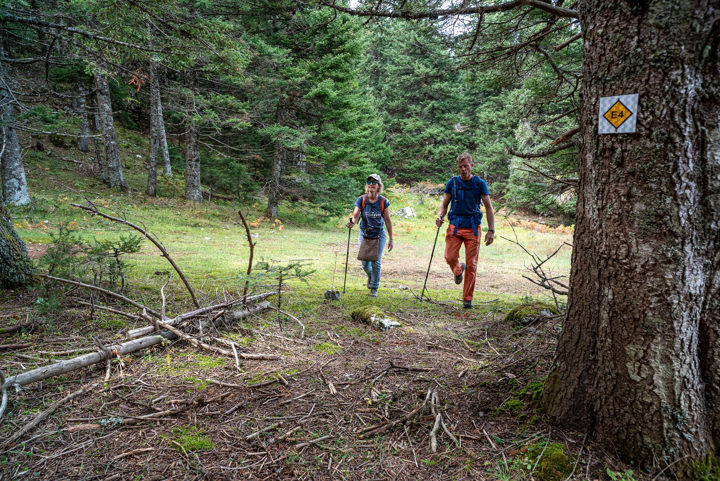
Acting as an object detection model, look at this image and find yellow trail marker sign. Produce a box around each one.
[598,94,638,134]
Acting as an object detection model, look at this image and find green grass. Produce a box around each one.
[11,119,572,313]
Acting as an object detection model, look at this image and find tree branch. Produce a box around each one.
[508,142,576,159]
[519,0,579,18]
[71,203,201,309]
[554,31,582,51]
[320,1,523,19]
[3,14,163,53]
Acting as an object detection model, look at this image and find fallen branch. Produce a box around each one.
[1,335,167,390]
[0,322,33,335]
[39,274,162,319]
[155,318,232,356]
[72,202,201,309]
[112,447,154,461]
[127,293,274,339]
[0,370,7,420]
[358,389,432,438]
[2,382,99,446]
[0,343,31,351]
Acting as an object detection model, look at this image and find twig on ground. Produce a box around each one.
[3,382,99,447]
[267,306,305,338]
[112,447,154,461]
[296,434,333,449]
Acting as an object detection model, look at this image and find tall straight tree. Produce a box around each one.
[0,55,30,206]
[94,73,126,191]
[331,0,720,470]
[72,80,91,153]
[183,66,202,202]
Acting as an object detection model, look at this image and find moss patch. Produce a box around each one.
[351,305,386,322]
[314,342,342,355]
[527,443,572,481]
[350,306,400,331]
[504,302,560,327]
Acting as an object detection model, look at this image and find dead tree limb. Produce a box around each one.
[358,389,432,438]
[0,370,7,420]
[155,318,233,357]
[237,209,255,304]
[2,301,276,391]
[501,233,570,305]
[1,335,167,391]
[0,322,33,335]
[127,292,275,339]
[71,298,143,322]
[39,274,162,318]
[554,31,582,51]
[2,382,99,445]
[71,203,201,309]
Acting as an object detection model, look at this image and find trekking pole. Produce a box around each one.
[342,218,352,294]
[420,225,441,302]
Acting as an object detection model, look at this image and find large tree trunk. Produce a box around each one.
[94,74,126,191]
[266,102,288,218]
[184,68,202,202]
[0,205,32,289]
[76,82,90,153]
[89,92,105,181]
[544,0,720,468]
[0,58,30,206]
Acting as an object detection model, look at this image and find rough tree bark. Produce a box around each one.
[544,0,720,468]
[75,82,90,153]
[89,92,105,181]
[94,73,126,191]
[0,204,32,289]
[0,56,30,206]
[184,68,202,202]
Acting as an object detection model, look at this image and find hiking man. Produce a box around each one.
[435,153,495,308]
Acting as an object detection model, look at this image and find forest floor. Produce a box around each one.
[1,280,637,481]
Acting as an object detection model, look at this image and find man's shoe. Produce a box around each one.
[463,300,473,309]
[454,263,465,285]
[369,288,378,298]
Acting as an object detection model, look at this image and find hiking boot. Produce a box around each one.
[369,288,378,298]
[366,273,372,289]
[454,263,465,285]
[463,300,473,309]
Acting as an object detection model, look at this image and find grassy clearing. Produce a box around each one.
[11,135,572,311]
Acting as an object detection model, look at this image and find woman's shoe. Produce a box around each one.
[369,288,378,297]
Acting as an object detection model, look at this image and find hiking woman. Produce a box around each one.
[346,174,394,297]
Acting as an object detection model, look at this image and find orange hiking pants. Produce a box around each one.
[444,226,479,301]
